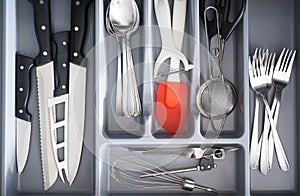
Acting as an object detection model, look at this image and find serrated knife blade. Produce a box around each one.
[15,54,34,174]
[67,0,93,185]
[29,0,57,190]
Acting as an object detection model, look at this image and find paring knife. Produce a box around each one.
[29,0,57,190]
[48,31,70,183]
[68,0,93,185]
[155,0,188,133]
[15,54,34,175]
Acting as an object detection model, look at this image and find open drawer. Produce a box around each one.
[1,0,300,195]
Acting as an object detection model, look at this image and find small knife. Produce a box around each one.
[68,0,93,185]
[29,0,58,190]
[15,54,34,175]
[48,31,70,183]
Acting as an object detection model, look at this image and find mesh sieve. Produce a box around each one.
[196,78,237,119]
[196,6,238,131]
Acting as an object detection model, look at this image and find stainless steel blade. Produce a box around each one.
[36,62,58,190]
[67,63,86,185]
[48,94,69,183]
[16,118,31,175]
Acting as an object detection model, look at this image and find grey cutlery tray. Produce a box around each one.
[1,0,300,195]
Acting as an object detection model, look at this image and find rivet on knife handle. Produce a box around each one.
[70,0,93,65]
[28,0,52,66]
[53,31,70,96]
[15,54,34,121]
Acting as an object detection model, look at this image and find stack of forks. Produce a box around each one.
[249,48,296,175]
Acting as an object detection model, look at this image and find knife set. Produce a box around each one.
[15,0,94,191]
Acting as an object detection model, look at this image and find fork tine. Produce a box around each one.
[275,48,286,71]
[254,48,258,59]
[258,48,263,63]
[266,53,271,75]
[284,50,293,72]
[286,50,296,77]
[255,55,261,76]
[249,57,254,78]
[254,56,259,77]
[270,53,276,75]
[281,49,290,71]
[266,53,272,75]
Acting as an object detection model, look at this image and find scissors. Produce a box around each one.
[201,0,246,64]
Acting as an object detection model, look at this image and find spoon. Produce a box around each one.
[106,6,123,115]
[107,0,141,117]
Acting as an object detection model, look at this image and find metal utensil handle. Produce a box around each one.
[260,104,270,174]
[268,94,281,168]
[210,116,227,132]
[140,167,198,178]
[201,0,246,41]
[204,6,223,80]
[126,38,142,116]
[261,96,289,171]
[120,37,131,116]
[250,96,260,169]
[260,92,279,169]
[116,37,123,115]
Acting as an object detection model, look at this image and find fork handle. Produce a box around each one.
[250,96,260,169]
[267,94,280,169]
[260,101,270,174]
[261,96,289,172]
[269,94,282,169]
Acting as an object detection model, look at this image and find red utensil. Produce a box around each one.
[156,79,188,134]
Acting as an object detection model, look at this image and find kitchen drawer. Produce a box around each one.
[1,0,300,195]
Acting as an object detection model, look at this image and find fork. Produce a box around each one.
[264,48,296,170]
[249,48,269,169]
[249,51,289,174]
[249,49,275,174]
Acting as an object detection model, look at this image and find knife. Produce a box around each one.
[68,0,93,185]
[15,54,34,175]
[48,31,70,183]
[29,0,57,190]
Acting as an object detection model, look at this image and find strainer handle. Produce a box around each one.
[210,117,227,132]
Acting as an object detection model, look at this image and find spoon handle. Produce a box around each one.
[119,37,131,116]
[126,38,142,116]
[116,38,123,115]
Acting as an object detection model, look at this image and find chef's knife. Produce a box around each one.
[15,54,34,175]
[68,0,93,185]
[29,0,57,190]
[48,31,70,183]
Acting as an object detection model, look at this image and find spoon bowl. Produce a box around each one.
[109,0,137,35]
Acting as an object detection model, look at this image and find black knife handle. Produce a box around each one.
[15,54,34,121]
[53,31,70,96]
[29,0,52,66]
[70,0,93,65]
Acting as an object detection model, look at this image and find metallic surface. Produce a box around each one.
[36,62,58,190]
[16,118,31,174]
[67,63,86,185]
